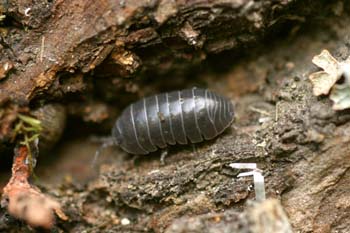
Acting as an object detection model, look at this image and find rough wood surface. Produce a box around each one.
[165,199,292,233]
[0,0,336,105]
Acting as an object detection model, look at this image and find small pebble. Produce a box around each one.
[121,218,130,225]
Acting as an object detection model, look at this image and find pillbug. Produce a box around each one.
[112,87,234,155]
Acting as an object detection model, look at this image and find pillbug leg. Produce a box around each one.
[160,149,168,165]
[191,144,198,156]
[89,135,114,143]
[91,137,115,168]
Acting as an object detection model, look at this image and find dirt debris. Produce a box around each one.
[1,146,67,229]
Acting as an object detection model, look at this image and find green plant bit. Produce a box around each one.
[13,114,43,174]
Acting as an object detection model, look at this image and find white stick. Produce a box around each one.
[230,163,266,202]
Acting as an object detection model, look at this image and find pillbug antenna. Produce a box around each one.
[91,137,116,168]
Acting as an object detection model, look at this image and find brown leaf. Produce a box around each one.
[309,71,337,96]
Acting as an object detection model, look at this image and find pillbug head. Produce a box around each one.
[228,100,235,124]
[111,119,123,146]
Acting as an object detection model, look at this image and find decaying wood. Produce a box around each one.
[0,0,350,232]
[165,199,292,233]
[0,0,338,105]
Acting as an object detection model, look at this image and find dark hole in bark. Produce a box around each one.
[336,74,346,85]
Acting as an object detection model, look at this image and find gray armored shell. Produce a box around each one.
[112,88,234,155]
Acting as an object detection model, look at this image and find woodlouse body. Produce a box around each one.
[112,88,234,155]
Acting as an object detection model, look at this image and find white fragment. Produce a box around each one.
[309,50,342,96]
[24,8,31,17]
[309,50,350,110]
[3,62,9,71]
[329,86,350,110]
[121,218,130,225]
[312,50,339,75]
[40,36,45,63]
[148,169,160,175]
[309,71,338,96]
[181,22,199,46]
[256,140,266,148]
[230,163,257,169]
[258,117,271,124]
[330,61,350,110]
[340,62,350,80]
[237,171,257,177]
[247,184,253,192]
[230,163,266,202]
[252,170,266,202]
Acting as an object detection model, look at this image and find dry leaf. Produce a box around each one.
[309,71,337,96]
[309,50,350,110]
[312,50,340,75]
[309,50,341,96]
[329,63,350,110]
